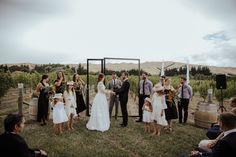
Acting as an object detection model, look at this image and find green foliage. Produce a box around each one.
[11,72,32,88]
[129,76,139,96]
[1,65,236,104]
[164,66,211,77]
[104,69,144,77]
[7,65,30,73]
[29,73,42,89]
[0,72,13,97]
[77,64,87,75]
[198,83,209,102]
[34,64,70,74]
[0,65,9,72]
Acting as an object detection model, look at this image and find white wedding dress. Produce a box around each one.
[86,81,110,132]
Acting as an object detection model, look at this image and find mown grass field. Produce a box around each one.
[0,115,207,157]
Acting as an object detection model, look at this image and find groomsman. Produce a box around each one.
[116,72,130,127]
[136,72,153,122]
[177,76,192,124]
[108,72,122,119]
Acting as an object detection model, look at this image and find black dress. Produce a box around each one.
[74,81,86,114]
[164,89,178,121]
[55,80,65,94]
[37,82,49,122]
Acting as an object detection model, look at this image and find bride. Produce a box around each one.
[86,73,113,132]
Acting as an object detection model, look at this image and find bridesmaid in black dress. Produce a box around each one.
[164,77,178,131]
[73,73,86,117]
[37,75,49,125]
[54,71,66,94]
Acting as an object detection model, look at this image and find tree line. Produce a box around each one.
[0,64,212,77]
[0,64,87,74]
[165,66,212,76]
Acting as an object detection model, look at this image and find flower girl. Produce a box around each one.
[63,81,77,130]
[142,97,153,133]
[52,93,68,135]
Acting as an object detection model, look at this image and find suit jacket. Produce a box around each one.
[0,132,32,157]
[211,132,236,157]
[108,79,122,92]
[116,79,130,103]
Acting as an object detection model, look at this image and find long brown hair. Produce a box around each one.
[66,84,75,93]
[156,90,164,95]
[57,71,65,81]
[145,101,153,111]
[98,73,104,82]
[73,73,78,82]
[40,74,48,83]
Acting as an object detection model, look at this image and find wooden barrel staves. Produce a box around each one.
[29,98,38,120]
[194,102,218,128]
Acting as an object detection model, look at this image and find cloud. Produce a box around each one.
[181,0,236,67]
[0,0,236,67]
[191,43,236,67]
[181,0,236,27]
[192,29,236,67]
[203,31,230,42]
[0,0,72,63]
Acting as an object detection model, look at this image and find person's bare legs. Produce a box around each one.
[147,123,151,133]
[70,114,74,130]
[144,123,147,133]
[168,120,173,131]
[61,123,64,132]
[152,123,157,135]
[68,119,71,131]
[157,124,161,136]
[59,123,63,134]
[54,124,58,135]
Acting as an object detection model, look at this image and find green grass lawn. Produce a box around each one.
[0,116,207,157]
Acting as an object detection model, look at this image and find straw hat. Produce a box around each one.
[67,81,74,86]
[153,84,164,92]
[144,97,152,104]
[53,93,63,99]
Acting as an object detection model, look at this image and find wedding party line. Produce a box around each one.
[31,70,192,135]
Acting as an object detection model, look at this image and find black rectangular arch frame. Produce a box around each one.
[86,57,141,116]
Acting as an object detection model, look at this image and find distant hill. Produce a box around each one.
[2,61,236,75]
[79,61,236,75]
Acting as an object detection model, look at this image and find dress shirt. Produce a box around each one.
[139,79,153,95]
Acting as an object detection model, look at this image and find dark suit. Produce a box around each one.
[180,131,236,157]
[116,79,130,126]
[210,131,236,157]
[192,131,236,157]
[0,132,33,157]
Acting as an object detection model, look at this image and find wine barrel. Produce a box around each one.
[194,102,218,128]
[29,98,38,120]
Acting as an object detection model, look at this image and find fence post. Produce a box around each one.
[18,83,24,115]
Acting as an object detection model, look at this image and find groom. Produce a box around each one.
[116,72,130,127]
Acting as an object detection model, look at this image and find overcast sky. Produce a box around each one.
[0,0,236,67]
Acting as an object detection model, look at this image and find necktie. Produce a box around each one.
[143,80,146,95]
[113,79,115,86]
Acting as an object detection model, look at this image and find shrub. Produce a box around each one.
[0,72,13,97]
